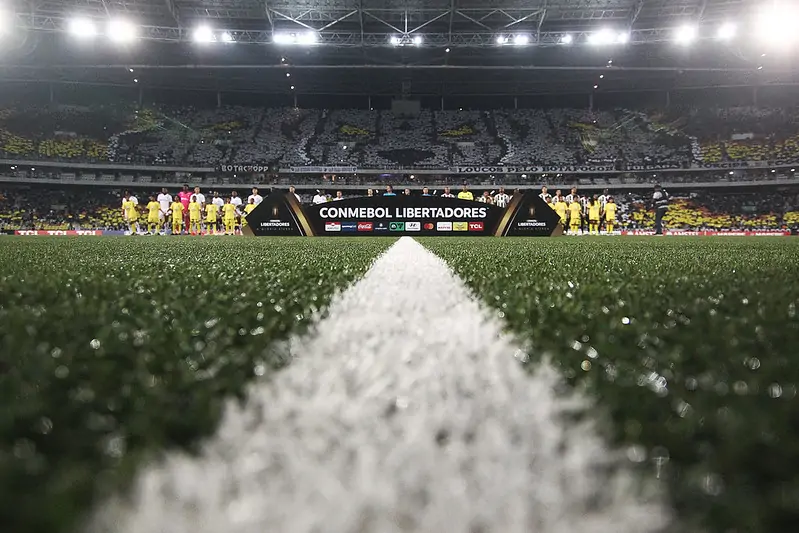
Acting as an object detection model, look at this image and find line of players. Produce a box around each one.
[120,186,266,235]
[539,187,618,235]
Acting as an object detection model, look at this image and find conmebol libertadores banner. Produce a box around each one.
[243,192,563,237]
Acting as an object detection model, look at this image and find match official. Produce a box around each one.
[652,184,669,235]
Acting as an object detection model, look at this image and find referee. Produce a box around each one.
[652,184,669,235]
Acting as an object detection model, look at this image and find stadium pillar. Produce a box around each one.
[514,96,518,109]
[217,91,222,108]
[368,95,372,110]
[294,93,298,108]
[440,96,444,111]
[588,92,594,111]
[665,90,670,107]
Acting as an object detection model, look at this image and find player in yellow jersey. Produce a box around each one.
[554,195,568,227]
[188,197,202,235]
[587,195,601,235]
[568,198,582,235]
[604,196,617,234]
[222,198,237,235]
[146,195,161,235]
[122,194,140,235]
[170,198,185,235]
[205,202,219,235]
[242,198,256,229]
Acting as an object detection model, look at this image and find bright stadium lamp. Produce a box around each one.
[390,35,401,46]
[588,28,616,46]
[413,34,423,45]
[220,31,234,43]
[108,19,138,43]
[68,17,97,39]
[496,35,508,45]
[297,31,318,45]
[756,3,799,46]
[193,25,215,43]
[616,31,630,44]
[560,33,573,45]
[674,24,697,45]
[716,22,736,40]
[513,34,529,45]
[273,32,295,44]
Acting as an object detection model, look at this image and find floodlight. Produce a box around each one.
[674,24,697,45]
[108,19,137,43]
[588,28,616,46]
[616,32,630,44]
[593,84,599,89]
[68,17,97,39]
[193,25,215,43]
[513,34,529,46]
[390,35,401,46]
[445,47,450,52]
[413,34,423,45]
[560,34,573,45]
[290,85,295,90]
[756,3,799,46]
[220,31,234,43]
[496,35,508,45]
[716,22,736,40]
[273,32,295,44]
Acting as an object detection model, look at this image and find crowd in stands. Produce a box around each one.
[3,104,799,170]
[2,184,798,233]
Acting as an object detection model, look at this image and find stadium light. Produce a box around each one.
[560,34,573,45]
[193,25,215,43]
[220,31,234,43]
[108,19,138,44]
[674,24,698,45]
[756,3,799,46]
[588,29,627,46]
[413,34,423,45]
[496,35,508,45]
[716,22,736,40]
[68,17,97,39]
[274,31,318,45]
[390,35,401,46]
[513,34,529,46]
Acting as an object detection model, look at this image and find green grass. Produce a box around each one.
[420,236,799,533]
[0,236,394,533]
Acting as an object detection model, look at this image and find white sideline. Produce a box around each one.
[92,236,668,533]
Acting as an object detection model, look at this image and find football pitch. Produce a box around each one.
[1,236,798,533]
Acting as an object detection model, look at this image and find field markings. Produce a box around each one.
[92,236,668,533]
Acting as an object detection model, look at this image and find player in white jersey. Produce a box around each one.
[247,187,263,206]
[156,188,172,234]
[539,186,551,204]
[493,187,511,208]
[440,187,455,198]
[289,186,301,203]
[564,187,578,204]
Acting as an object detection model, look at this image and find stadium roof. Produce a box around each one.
[1,0,797,97]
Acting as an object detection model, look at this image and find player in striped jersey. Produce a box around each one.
[493,187,510,208]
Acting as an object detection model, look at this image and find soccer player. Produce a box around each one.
[157,188,172,234]
[457,185,474,201]
[440,187,455,199]
[333,191,344,201]
[288,186,301,203]
[313,190,328,203]
[539,186,551,204]
[205,200,219,235]
[554,195,568,227]
[565,187,578,204]
[568,197,582,235]
[222,198,237,235]
[383,185,396,197]
[122,194,140,235]
[146,196,161,235]
[479,191,494,204]
[248,187,263,206]
[170,197,184,235]
[242,197,257,229]
[188,197,202,235]
[422,187,431,196]
[493,187,510,208]
[653,184,669,235]
[178,185,192,232]
[587,195,601,235]
[604,196,617,234]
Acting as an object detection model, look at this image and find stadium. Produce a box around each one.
[2,0,799,532]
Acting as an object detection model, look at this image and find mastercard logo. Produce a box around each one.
[423,223,434,230]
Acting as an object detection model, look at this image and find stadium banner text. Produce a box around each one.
[11,230,107,236]
[621,230,795,236]
[243,193,562,237]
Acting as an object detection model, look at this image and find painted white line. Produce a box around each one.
[92,236,668,533]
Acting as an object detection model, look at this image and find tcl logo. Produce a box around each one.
[47,231,68,236]
[468,222,484,231]
[357,222,373,231]
[75,230,100,236]
[17,230,40,236]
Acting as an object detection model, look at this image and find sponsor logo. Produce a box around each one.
[453,222,468,232]
[260,220,292,228]
[357,222,373,232]
[423,223,434,230]
[342,222,358,232]
[375,222,389,232]
[468,222,484,231]
[405,221,421,231]
[437,222,453,231]
[324,222,342,232]
[517,220,547,228]
[389,221,405,231]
